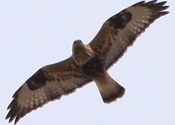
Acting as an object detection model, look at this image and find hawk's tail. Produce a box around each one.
[94,71,125,103]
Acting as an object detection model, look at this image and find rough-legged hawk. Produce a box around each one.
[6,0,169,124]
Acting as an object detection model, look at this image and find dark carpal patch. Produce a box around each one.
[27,69,50,91]
[82,57,104,77]
[108,10,132,29]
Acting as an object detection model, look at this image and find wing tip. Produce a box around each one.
[135,0,169,20]
[133,0,169,12]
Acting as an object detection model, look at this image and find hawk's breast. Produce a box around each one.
[82,57,104,78]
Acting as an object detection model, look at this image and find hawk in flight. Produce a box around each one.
[6,0,169,124]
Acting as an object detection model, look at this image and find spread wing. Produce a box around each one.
[6,57,91,124]
[89,0,169,69]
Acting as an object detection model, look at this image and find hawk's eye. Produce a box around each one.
[73,41,77,45]
[73,40,82,45]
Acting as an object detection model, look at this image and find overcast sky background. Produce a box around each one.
[0,0,174,125]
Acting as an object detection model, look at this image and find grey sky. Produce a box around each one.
[1,0,174,125]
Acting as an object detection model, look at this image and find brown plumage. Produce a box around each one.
[6,0,169,124]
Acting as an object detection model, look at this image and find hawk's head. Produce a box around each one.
[72,40,95,65]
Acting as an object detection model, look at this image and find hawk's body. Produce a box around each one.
[6,1,169,124]
[73,40,125,102]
